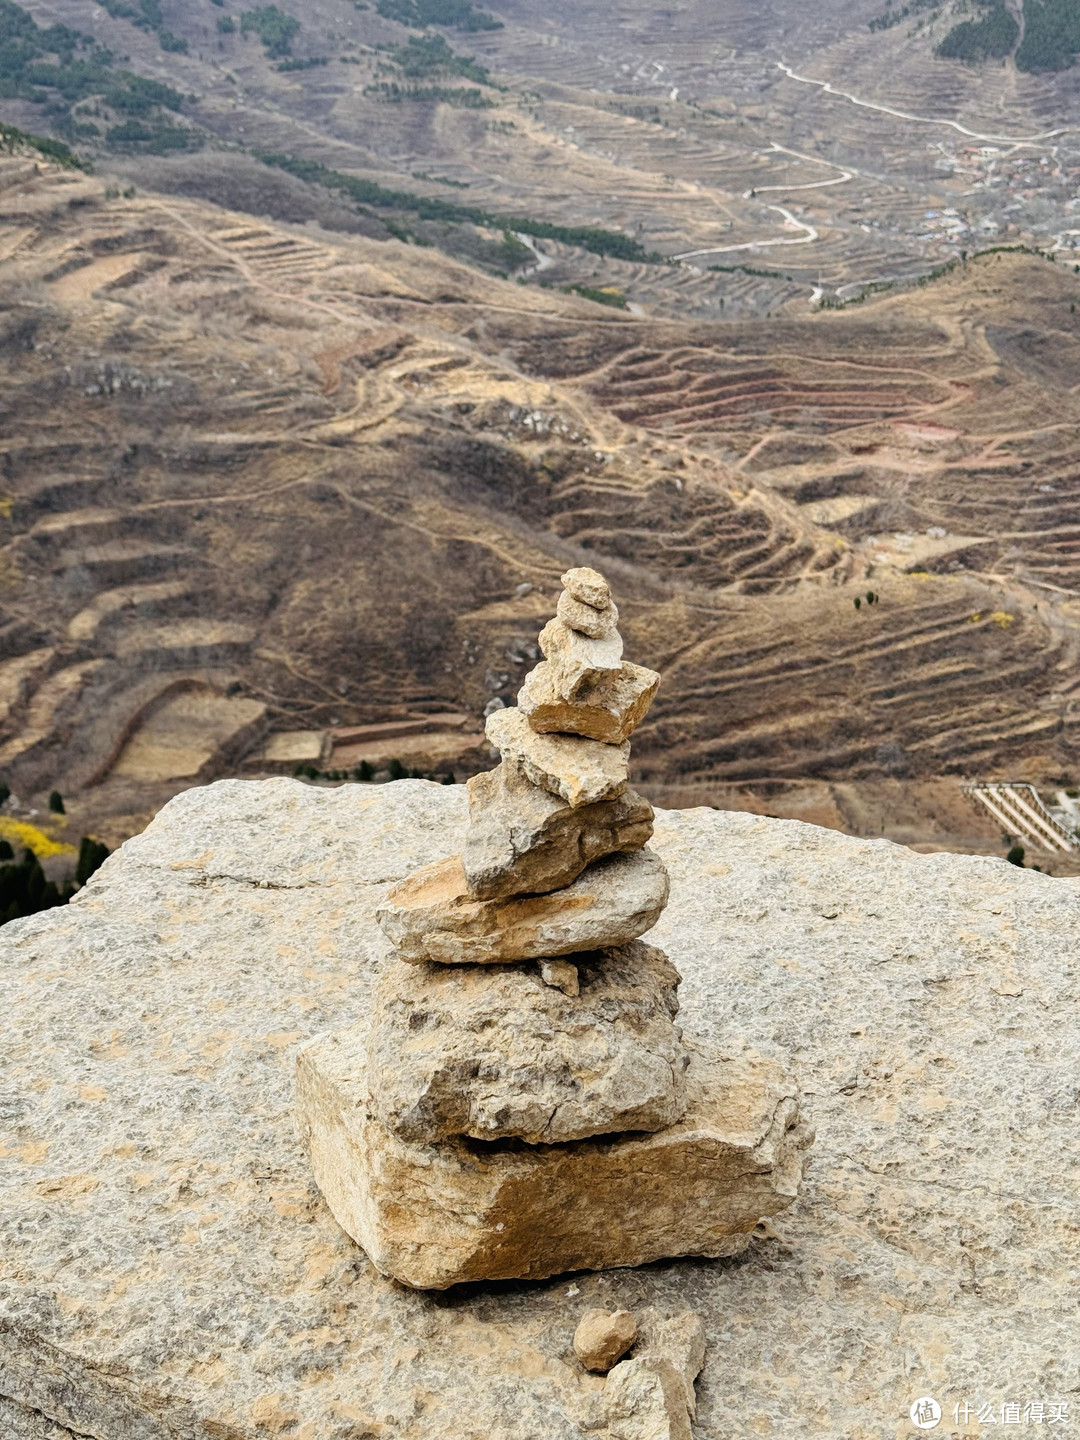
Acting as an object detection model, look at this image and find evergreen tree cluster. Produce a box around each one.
[375,0,502,32]
[0,119,83,167]
[76,837,110,886]
[259,151,658,263]
[0,779,111,927]
[382,31,492,84]
[1015,0,1080,71]
[935,0,1080,71]
[0,844,68,924]
[368,80,492,106]
[96,0,188,55]
[868,0,942,32]
[0,0,187,145]
[0,836,108,927]
[294,759,455,783]
[937,1,1018,61]
[240,5,300,58]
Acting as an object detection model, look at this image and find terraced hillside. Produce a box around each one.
[2,0,1076,337]
[3,154,1080,863]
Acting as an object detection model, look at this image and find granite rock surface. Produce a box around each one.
[366,941,689,1144]
[2,778,1079,1437]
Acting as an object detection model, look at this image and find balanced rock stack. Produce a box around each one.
[297,569,811,1290]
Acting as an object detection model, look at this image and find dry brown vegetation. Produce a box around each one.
[2,154,1080,864]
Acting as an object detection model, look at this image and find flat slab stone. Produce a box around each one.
[366,940,689,1144]
[298,1034,808,1289]
[518,660,660,745]
[486,705,629,807]
[3,777,1078,1438]
[376,847,670,964]
[463,759,653,900]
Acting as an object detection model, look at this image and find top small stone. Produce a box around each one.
[561,567,611,610]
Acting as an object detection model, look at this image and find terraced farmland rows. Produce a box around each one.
[2,157,1080,857]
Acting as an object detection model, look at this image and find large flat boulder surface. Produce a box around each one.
[1,778,1077,1439]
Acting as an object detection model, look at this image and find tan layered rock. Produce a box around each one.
[575,1310,638,1372]
[486,705,630,807]
[519,661,660,745]
[558,589,619,639]
[591,1310,706,1440]
[297,1036,810,1290]
[632,1310,707,1415]
[463,759,653,899]
[375,848,670,965]
[539,617,624,698]
[365,941,689,1144]
[595,1358,692,1440]
[540,957,580,994]
[562,565,612,610]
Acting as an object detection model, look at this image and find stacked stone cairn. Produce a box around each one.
[297,568,810,1290]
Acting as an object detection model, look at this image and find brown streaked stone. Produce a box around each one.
[375,848,670,965]
[297,1037,811,1290]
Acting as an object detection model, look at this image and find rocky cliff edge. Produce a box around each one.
[1,779,1077,1438]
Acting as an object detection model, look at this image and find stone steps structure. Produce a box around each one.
[298,569,811,1288]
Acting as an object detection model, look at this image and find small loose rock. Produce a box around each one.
[574,1308,638,1372]
[539,958,580,996]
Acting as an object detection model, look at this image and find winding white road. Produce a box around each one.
[669,59,1074,282]
[671,203,818,259]
[775,60,1071,146]
[514,231,554,274]
[746,141,855,195]
[671,142,850,260]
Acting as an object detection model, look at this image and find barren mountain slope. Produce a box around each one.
[6,0,1079,330]
[3,155,1080,860]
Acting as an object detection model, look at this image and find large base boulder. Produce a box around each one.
[8,779,1074,1436]
[297,1035,811,1290]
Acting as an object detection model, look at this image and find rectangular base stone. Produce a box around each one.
[297,1033,811,1290]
